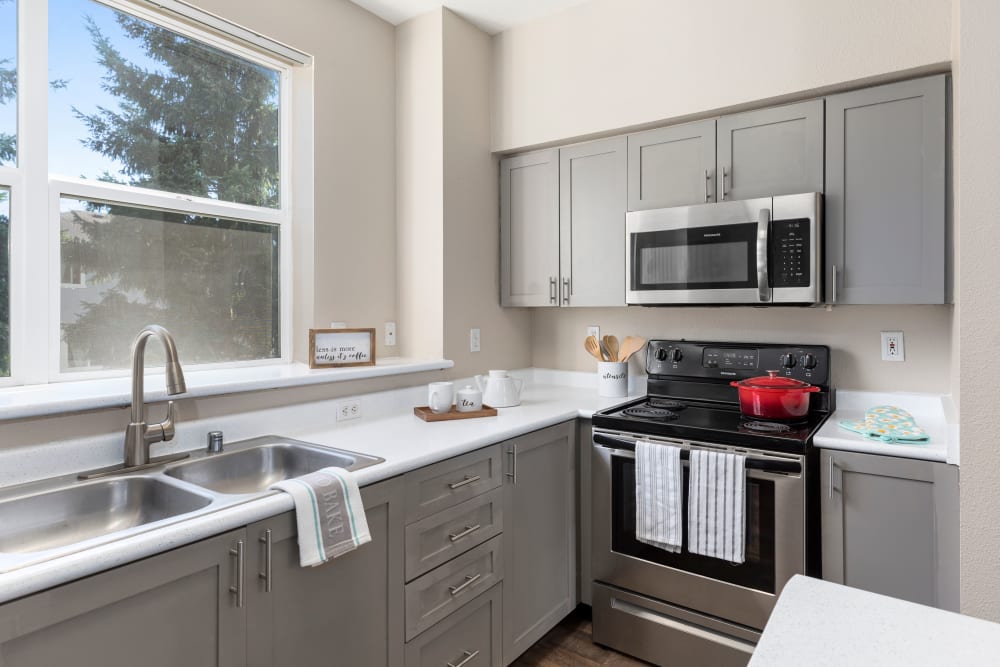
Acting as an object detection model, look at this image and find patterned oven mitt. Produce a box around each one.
[838,406,930,444]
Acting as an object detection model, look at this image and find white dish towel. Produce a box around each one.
[635,440,683,553]
[688,449,746,564]
[271,467,371,567]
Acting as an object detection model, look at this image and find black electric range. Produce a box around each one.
[592,340,834,454]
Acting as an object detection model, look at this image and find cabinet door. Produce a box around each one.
[0,529,246,667]
[821,450,959,611]
[502,422,576,664]
[246,477,404,667]
[717,99,824,201]
[825,75,947,304]
[500,150,559,307]
[627,119,716,211]
[559,137,627,307]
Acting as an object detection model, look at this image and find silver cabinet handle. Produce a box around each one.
[449,573,482,596]
[447,650,481,667]
[259,529,272,593]
[828,456,839,499]
[704,169,711,202]
[506,445,517,484]
[831,264,838,304]
[448,474,481,490]
[230,540,245,608]
[449,524,482,542]
[756,208,771,302]
[722,166,729,200]
[548,276,557,304]
[562,277,570,305]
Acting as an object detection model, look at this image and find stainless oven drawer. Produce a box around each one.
[592,583,757,667]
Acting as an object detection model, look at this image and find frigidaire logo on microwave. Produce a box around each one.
[703,233,721,238]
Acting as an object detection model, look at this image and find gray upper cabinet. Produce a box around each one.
[717,99,824,201]
[825,75,947,304]
[502,422,576,664]
[500,150,559,307]
[0,529,247,667]
[246,477,404,667]
[559,137,627,307]
[627,119,716,211]
[821,449,959,612]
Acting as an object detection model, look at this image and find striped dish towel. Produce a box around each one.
[688,449,746,564]
[635,440,683,553]
[271,467,371,567]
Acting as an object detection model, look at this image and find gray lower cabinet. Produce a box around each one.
[502,422,576,665]
[821,449,959,611]
[247,476,404,667]
[0,529,246,667]
[405,585,501,667]
[716,99,824,201]
[627,119,716,210]
[825,75,947,304]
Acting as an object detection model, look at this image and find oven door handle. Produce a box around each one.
[594,433,802,474]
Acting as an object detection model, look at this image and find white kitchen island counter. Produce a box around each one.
[750,575,1000,666]
[0,371,639,603]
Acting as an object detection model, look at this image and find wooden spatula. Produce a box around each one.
[618,336,648,362]
[584,336,605,361]
[603,335,620,362]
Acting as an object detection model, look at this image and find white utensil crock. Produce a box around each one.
[598,362,628,397]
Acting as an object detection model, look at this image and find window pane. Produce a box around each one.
[0,0,16,167]
[0,189,8,377]
[49,0,281,208]
[60,198,280,372]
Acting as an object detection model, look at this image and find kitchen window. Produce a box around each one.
[1,0,308,386]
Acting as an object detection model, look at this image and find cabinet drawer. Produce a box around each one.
[405,487,503,582]
[405,536,503,641]
[405,584,501,667]
[405,445,502,522]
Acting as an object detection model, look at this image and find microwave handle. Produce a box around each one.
[756,208,771,302]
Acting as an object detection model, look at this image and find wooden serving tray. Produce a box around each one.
[413,405,498,421]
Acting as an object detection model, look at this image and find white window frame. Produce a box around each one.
[4,0,304,387]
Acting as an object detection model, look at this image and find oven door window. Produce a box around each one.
[611,455,776,594]
[630,222,757,291]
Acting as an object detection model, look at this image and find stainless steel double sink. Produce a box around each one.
[0,436,383,569]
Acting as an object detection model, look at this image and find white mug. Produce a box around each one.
[428,381,454,414]
[598,361,628,398]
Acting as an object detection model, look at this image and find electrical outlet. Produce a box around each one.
[881,331,905,361]
[587,325,600,341]
[385,322,396,346]
[336,400,362,421]
[470,328,481,353]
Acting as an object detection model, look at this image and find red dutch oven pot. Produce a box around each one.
[730,370,821,420]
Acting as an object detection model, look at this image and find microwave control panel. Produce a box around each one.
[771,218,810,288]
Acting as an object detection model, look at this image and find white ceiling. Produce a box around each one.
[348,0,590,34]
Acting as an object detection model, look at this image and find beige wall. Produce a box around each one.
[956,0,1000,622]
[493,0,953,151]
[194,0,398,361]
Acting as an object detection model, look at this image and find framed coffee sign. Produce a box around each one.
[308,328,376,369]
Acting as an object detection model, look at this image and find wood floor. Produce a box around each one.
[511,607,652,666]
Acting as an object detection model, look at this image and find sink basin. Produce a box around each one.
[0,477,213,554]
[165,437,384,494]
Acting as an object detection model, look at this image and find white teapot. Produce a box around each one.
[475,370,523,408]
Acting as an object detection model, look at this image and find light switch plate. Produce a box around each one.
[587,325,600,341]
[470,328,481,353]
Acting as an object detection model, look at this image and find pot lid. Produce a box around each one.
[735,370,814,390]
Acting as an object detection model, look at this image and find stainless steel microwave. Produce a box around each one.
[626,193,822,305]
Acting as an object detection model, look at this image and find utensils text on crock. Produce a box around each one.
[602,335,620,363]
[585,336,605,361]
[618,336,648,362]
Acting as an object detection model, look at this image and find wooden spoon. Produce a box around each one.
[584,336,605,361]
[618,336,648,362]
[603,335,620,362]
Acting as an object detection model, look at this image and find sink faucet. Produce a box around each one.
[123,325,188,467]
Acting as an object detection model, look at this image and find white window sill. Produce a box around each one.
[0,358,454,421]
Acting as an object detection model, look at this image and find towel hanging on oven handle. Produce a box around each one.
[593,433,801,474]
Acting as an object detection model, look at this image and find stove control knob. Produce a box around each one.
[799,353,817,370]
[779,353,796,368]
[668,348,682,363]
[655,348,668,361]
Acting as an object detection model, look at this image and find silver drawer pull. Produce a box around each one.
[448,524,482,542]
[447,650,480,667]
[448,474,481,490]
[448,573,481,596]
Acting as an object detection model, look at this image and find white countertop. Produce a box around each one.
[814,390,958,464]
[750,575,1000,666]
[0,374,640,603]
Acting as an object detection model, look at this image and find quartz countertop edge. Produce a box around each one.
[814,390,956,464]
[0,383,638,604]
